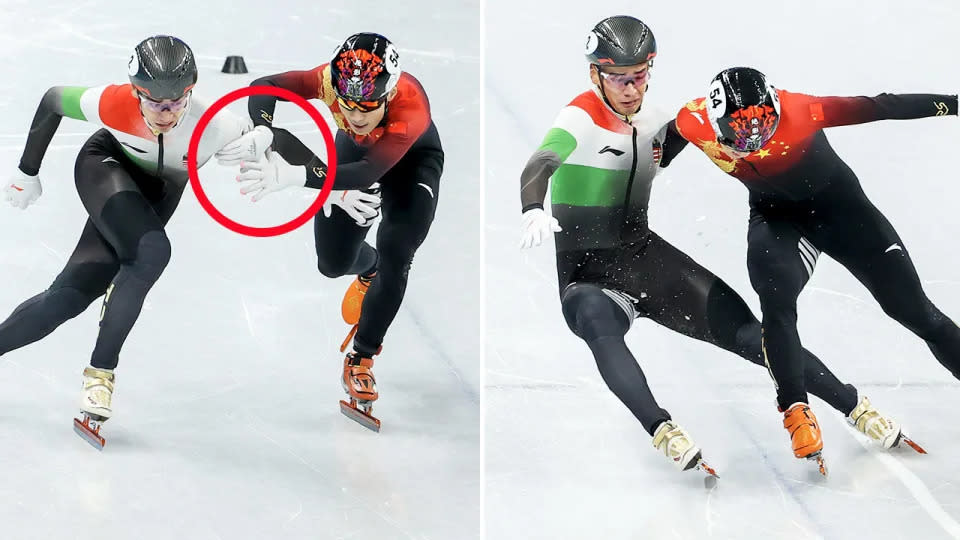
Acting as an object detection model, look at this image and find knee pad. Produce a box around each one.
[561,283,630,341]
[316,257,354,279]
[372,239,416,281]
[753,282,799,321]
[126,230,171,283]
[375,256,414,282]
[376,240,417,270]
[705,281,763,361]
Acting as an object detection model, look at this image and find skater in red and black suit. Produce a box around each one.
[674,66,958,467]
[221,32,443,431]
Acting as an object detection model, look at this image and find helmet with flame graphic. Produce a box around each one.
[706,67,780,153]
[331,32,401,102]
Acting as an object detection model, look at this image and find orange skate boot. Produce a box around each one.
[340,351,380,432]
[782,402,827,476]
[341,272,375,326]
[339,272,376,352]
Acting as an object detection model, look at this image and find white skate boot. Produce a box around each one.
[847,395,925,453]
[73,366,115,449]
[652,420,718,485]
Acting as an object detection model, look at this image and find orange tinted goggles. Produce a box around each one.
[336,96,385,112]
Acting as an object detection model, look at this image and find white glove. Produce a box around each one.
[4,170,42,210]
[216,125,274,166]
[520,207,562,248]
[236,150,306,202]
[322,185,382,227]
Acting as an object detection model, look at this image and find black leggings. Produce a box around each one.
[0,129,183,369]
[561,232,857,435]
[748,175,960,409]
[315,133,442,358]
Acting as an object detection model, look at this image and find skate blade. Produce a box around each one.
[898,435,927,454]
[695,458,719,478]
[339,400,381,432]
[695,458,719,489]
[804,451,828,477]
[73,416,106,450]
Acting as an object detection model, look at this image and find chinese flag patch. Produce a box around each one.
[386,121,408,135]
[809,103,824,122]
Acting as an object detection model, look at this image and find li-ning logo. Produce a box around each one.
[935,101,950,116]
[599,146,625,156]
[260,110,274,123]
[312,166,326,179]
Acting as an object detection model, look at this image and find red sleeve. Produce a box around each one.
[248,66,324,126]
[783,90,958,129]
[674,98,712,143]
[263,67,322,98]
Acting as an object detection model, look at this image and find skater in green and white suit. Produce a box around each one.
[518,15,885,474]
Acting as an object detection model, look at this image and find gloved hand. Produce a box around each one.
[4,169,42,210]
[236,150,306,202]
[216,125,274,166]
[520,207,562,248]
[322,184,382,227]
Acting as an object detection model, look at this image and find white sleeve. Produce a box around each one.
[193,96,250,168]
[79,85,109,127]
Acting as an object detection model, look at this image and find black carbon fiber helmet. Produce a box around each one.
[706,67,781,152]
[584,16,657,67]
[330,32,402,102]
[128,35,197,100]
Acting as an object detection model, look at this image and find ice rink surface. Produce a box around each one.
[0,1,481,539]
[485,1,960,539]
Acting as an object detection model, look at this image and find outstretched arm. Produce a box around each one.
[803,92,958,128]
[241,68,329,178]
[217,68,324,173]
[248,69,323,128]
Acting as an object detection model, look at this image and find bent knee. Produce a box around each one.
[316,257,354,278]
[125,231,171,282]
[561,284,629,340]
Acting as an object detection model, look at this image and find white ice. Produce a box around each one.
[0,1,480,539]
[486,1,960,539]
